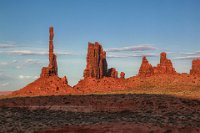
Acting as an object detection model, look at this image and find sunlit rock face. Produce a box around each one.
[40,27,58,78]
[154,52,176,74]
[138,56,153,77]
[83,42,120,79]
[74,42,126,92]
[83,42,108,79]
[190,59,200,75]
[138,52,177,77]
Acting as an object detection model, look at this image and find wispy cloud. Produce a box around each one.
[8,50,46,55]
[175,51,200,60]
[24,59,42,65]
[0,59,43,69]
[0,62,9,66]
[106,44,157,52]
[14,59,43,69]
[180,51,200,56]
[0,82,9,87]
[107,53,158,58]
[0,49,75,56]
[175,56,200,60]
[0,71,13,81]
[0,41,16,48]
[18,75,38,80]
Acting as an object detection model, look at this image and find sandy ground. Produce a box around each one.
[0,94,200,133]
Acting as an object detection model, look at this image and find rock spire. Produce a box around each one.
[40,27,58,78]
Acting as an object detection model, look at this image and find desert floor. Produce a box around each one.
[0,94,200,133]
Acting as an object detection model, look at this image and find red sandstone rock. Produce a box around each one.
[83,42,120,80]
[154,52,176,74]
[12,26,200,97]
[84,42,108,79]
[74,77,127,93]
[190,59,200,75]
[61,76,68,84]
[75,43,125,92]
[107,68,118,78]
[11,76,75,96]
[120,72,125,79]
[138,53,176,77]
[11,27,73,97]
[40,27,58,78]
[138,56,153,77]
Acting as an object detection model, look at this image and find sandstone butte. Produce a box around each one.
[10,27,200,97]
[74,42,127,93]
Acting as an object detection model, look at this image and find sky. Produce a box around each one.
[0,0,200,91]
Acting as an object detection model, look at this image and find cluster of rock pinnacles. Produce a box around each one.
[11,27,200,96]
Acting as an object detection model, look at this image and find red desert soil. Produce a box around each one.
[0,94,199,133]
[0,91,12,96]
[38,122,199,133]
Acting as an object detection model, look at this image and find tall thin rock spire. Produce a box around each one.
[40,27,58,78]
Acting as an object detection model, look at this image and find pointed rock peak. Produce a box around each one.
[160,52,168,64]
[142,56,149,63]
[138,56,153,77]
[49,26,54,41]
[95,42,101,45]
[160,52,167,58]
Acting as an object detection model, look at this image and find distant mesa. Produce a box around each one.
[138,52,177,77]
[9,27,200,97]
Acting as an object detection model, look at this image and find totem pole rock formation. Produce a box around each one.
[190,59,200,75]
[11,27,74,96]
[138,52,176,76]
[40,27,58,78]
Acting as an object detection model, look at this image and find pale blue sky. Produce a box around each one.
[0,0,200,91]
